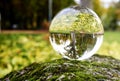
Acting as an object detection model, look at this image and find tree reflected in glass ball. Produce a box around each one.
[49,6,104,60]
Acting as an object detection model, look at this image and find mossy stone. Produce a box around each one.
[0,55,120,81]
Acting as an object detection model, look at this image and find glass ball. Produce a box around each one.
[49,6,104,60]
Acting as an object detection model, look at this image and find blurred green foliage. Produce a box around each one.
[102,6,118,30]
[0,32,120,78]
[92,0,120,31]
[0,33,61,78]
[93,0,105,18]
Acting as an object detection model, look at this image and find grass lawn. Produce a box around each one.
[0,33,61,78]
[0,31,120,78]
[97,31,120,60]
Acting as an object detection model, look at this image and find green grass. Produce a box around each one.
[104,31,120,43]
[0,33,61,78]
[0,31,120,78]
[97,31,120,60]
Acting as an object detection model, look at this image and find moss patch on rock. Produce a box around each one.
[0,55,120,81]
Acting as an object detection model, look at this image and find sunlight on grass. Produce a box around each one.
[97,31,120,60]
[0,31,120,78]
[0,34,61,78]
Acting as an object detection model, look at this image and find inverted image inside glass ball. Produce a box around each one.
[49,5,104,60]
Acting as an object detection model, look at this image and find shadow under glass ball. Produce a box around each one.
[49,5,104,60]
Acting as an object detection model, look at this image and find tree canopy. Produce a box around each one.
[0,0,119,30]
[0,0,75,30]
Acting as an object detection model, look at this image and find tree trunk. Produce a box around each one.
[80,0,93,9]
[32,13,37,29]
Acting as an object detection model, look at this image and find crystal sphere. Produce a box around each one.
[49,6,104,60]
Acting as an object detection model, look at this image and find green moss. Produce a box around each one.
[0,55,120,81]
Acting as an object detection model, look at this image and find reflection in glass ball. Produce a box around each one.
[49,6,104,60]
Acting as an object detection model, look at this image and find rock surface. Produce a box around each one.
[0,55,120,81]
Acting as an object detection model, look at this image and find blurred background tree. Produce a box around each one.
[92,0,105,18]
[103,6,117,30]
[0,0,120,31]
[0,0,75,30]
[92,0,120,31]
